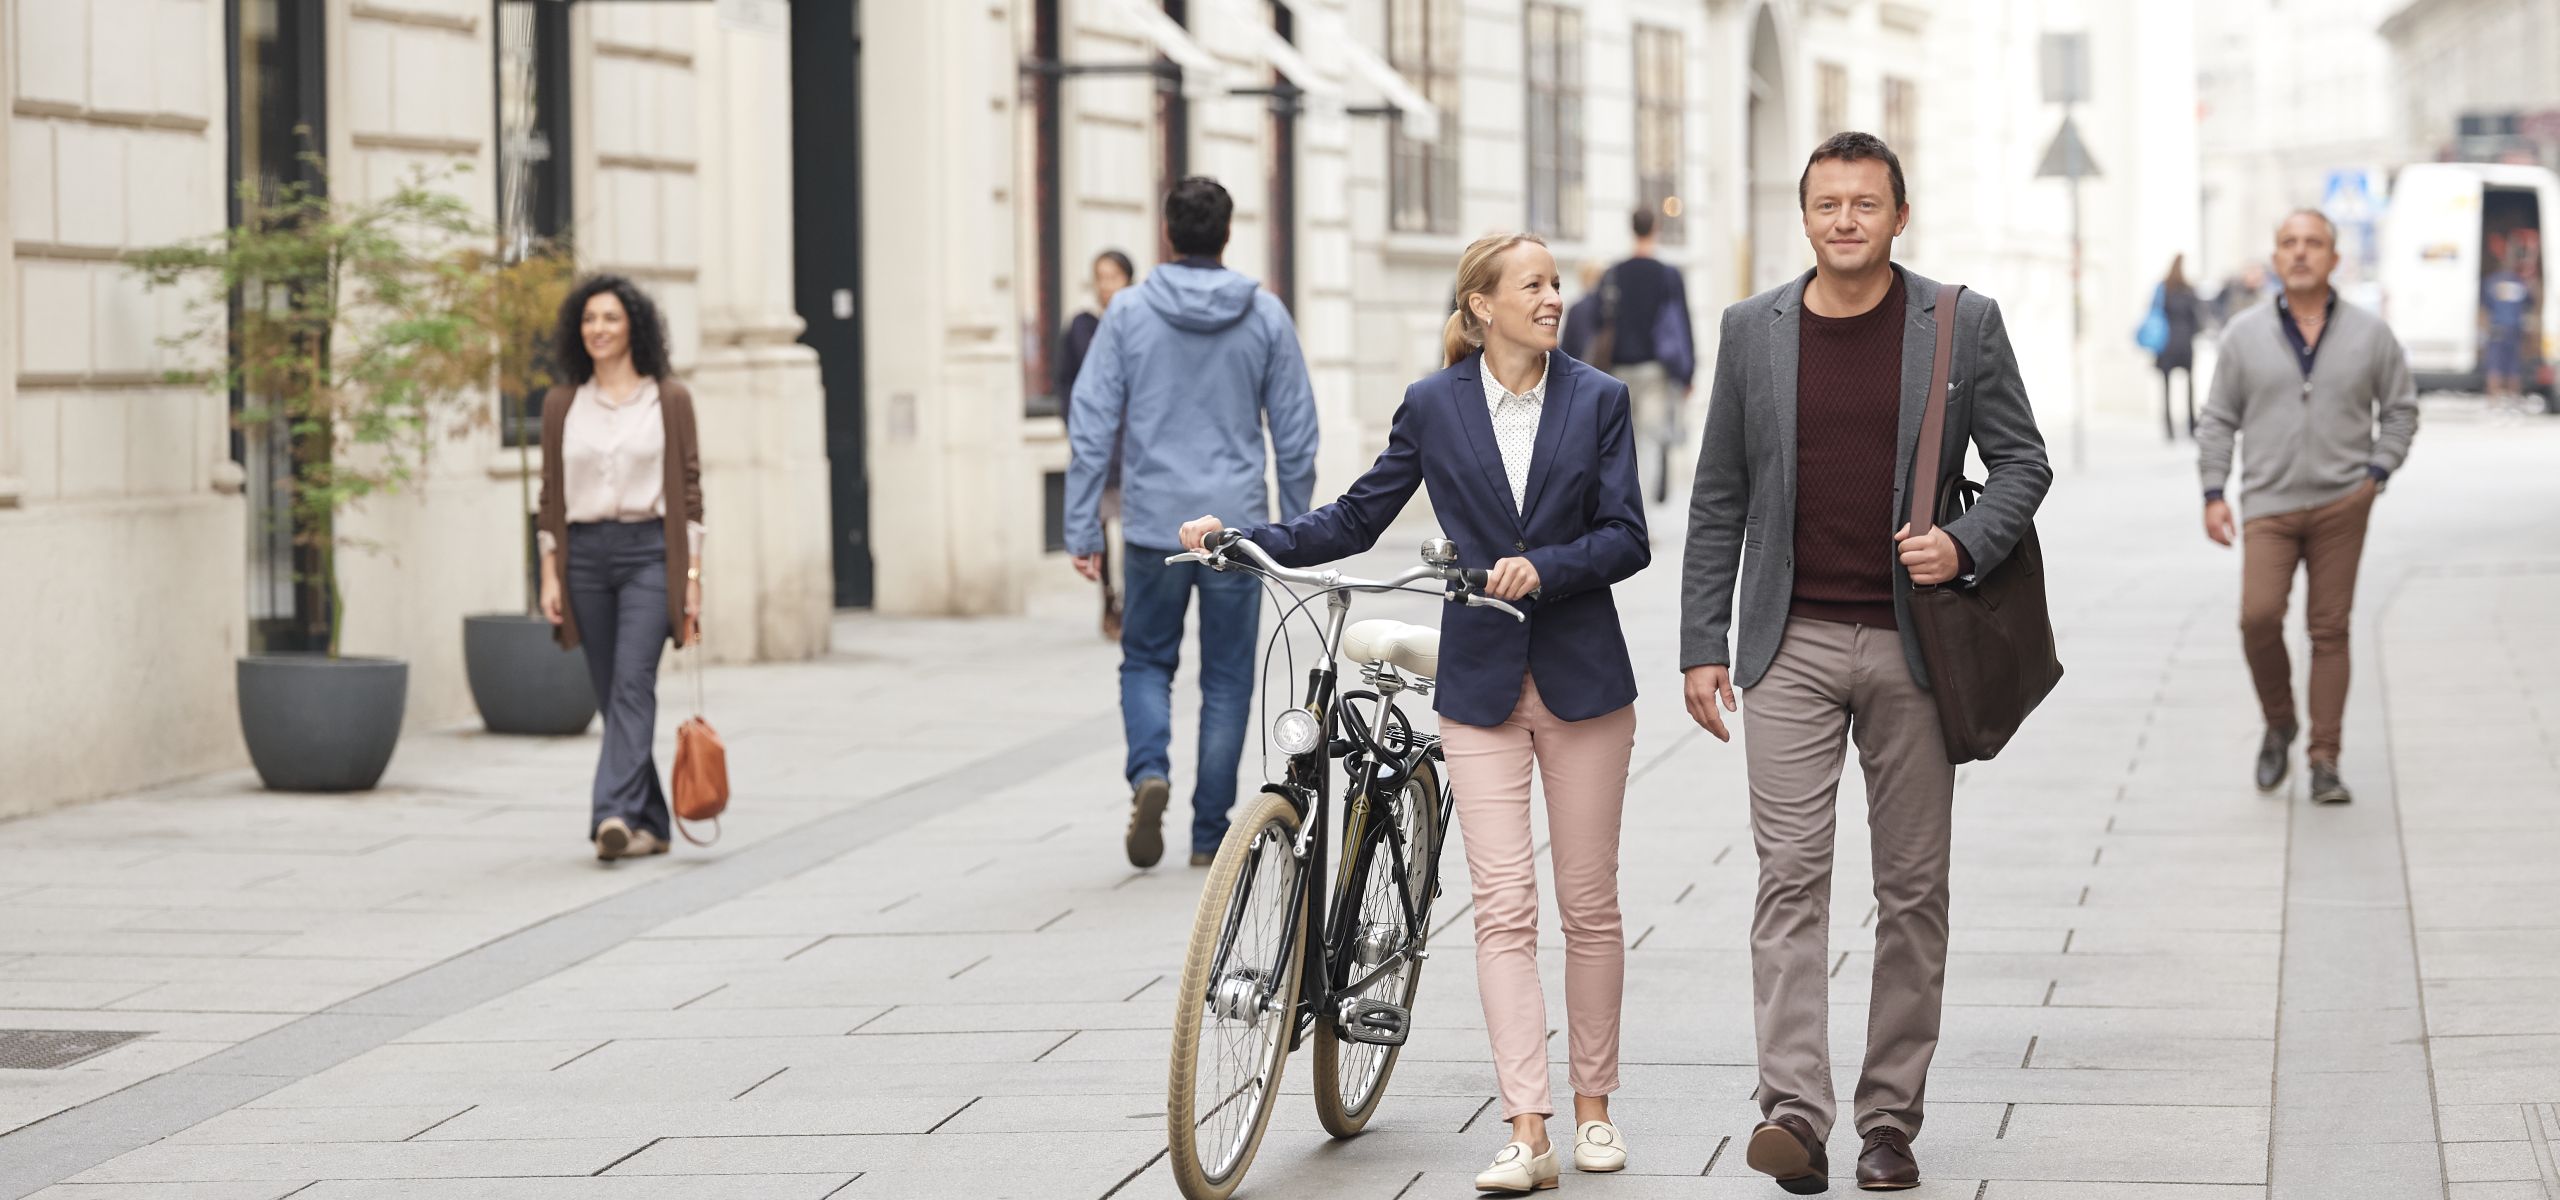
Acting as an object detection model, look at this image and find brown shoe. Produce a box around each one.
[1855,1127,1918,1191]
[1125,777,1169,868]
[1745,1115,1829,1194]
[594,817,632,861]
[1188,851,1214,867]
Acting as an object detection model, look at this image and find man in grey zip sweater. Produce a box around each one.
[2196,209,2419,804]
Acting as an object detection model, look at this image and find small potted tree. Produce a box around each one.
[135,165,503,791]
[461,244,597,735]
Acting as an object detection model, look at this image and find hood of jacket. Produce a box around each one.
[1139,261,1263,333]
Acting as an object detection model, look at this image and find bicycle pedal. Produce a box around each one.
[1336,998,1411,1047]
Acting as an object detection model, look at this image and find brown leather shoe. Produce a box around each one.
[1745,1114,1829,1194]
[1855,1126,1919,1190]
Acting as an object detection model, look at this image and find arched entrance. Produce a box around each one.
[1745,5,1800,294]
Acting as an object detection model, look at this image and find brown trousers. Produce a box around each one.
[2240,484,2375,764]
[1741,618,1958,1142]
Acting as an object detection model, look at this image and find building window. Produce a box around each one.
[1817,61,1849,137]
[1388,0,1458,234]
[1883,76,1915,170]
[1634,24,1684,245]
[1022,0,1065,418]
[1524,3,1584,240]
[495,0,572,451]
[231,0,329,654]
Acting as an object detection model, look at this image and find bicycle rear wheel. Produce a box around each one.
[1310,756,1441,1136]
[1167,789,1309,1200]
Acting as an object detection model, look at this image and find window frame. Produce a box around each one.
[1387,0,1459,235]
[1524,2,1585,241]
[1633,23,1685,245]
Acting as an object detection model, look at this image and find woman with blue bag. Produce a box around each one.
[2138,255,2206,440]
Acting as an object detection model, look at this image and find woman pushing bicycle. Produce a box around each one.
[1179,231,1652,1193]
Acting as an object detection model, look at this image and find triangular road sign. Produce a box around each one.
[2036,115,2101,179]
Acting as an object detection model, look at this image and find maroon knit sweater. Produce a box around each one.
[1791,274,1905,629]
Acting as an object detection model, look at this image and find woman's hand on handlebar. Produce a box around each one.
[1485,556,1541,602]
[1178,515,1226,553]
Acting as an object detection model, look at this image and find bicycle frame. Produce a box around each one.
[1183,536,1515,1057]
[1213,585,1446,1054]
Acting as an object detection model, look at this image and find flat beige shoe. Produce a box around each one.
[594,817,632,861]
[626,829,668,857]
[1574,1120,1626,1172]
[1473,1141,1560,1193]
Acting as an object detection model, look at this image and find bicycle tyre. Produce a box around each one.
[1309,756,1441,1137]
[1167,789,1309,1200]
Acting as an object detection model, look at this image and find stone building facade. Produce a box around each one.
[2,0,832,818]
[4,0,2200,817]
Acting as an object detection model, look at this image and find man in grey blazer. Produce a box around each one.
[1680,132,2053,1193]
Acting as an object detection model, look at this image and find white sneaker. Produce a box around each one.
[1574,1120,1626,1172]
[1473,1141,1560,1193]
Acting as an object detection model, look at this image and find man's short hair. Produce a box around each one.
[1165,177,1233,257]
[1631,207,1657,239]
[2276,208,2337,247]
[1798,131,1907,211]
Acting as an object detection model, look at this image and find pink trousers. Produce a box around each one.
[1438,674,1638,1119]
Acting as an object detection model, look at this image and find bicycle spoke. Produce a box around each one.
[1189,825,1297,1181]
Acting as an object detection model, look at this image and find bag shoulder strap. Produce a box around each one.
[1907,283,1965,538]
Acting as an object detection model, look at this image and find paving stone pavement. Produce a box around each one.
[3,405,2558,1200]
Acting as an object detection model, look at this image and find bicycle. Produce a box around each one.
[1164,531,1525,1200]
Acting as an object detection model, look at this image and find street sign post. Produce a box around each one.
[2037,40,2099,472]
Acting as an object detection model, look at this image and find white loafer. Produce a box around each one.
[1574,1120,1626,1172]
[1473,1141,1561,1193]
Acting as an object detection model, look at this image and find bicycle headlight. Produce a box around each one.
[1272,707,1324,756]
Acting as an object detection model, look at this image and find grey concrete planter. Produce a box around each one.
[236,654,408,792]
[462,613,597,736]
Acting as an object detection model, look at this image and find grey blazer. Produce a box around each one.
[1679,266,2053,690]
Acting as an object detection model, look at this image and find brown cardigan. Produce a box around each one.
[539,378,704,650]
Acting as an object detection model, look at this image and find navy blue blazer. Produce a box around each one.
[1239,351,1650,727]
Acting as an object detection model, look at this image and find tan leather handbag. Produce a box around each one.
[672,618,727,845]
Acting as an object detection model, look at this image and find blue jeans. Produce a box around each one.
[1120,543,1261,854]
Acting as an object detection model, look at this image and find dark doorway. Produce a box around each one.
[791,0,873,608]
[228,0,329,653]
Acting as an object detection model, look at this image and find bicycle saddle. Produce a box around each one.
[1341,620,1439,680]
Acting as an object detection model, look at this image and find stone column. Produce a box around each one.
[858,0,1029,616]
[685,2,834,659]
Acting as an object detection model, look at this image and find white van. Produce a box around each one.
[2377,161,2559,399]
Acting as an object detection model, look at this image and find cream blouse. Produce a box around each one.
[536,379,707,560]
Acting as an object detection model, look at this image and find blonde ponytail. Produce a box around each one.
[1441,309,1478,368]
[1442,231,1547,368]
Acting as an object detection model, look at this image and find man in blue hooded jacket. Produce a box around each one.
[1067,177,1320,868]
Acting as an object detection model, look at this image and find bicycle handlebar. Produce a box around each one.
[1168,536,1526,623]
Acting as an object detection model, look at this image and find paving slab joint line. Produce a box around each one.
[1098,1146,1169,1199]
[1702,1134,1730,1176]
[592,1136,662,1177]
[2527,1103,2560,1197]
[0,713,1118,1200]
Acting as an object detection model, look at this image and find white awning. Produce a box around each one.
[1099,0,1239,96]
[1255,25,1334,99]
[1199,0,1337,100]
[1290,6,1440,143]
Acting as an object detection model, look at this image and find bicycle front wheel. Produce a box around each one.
[1167,789,1309,1200]
[1310,756,1441,1136]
